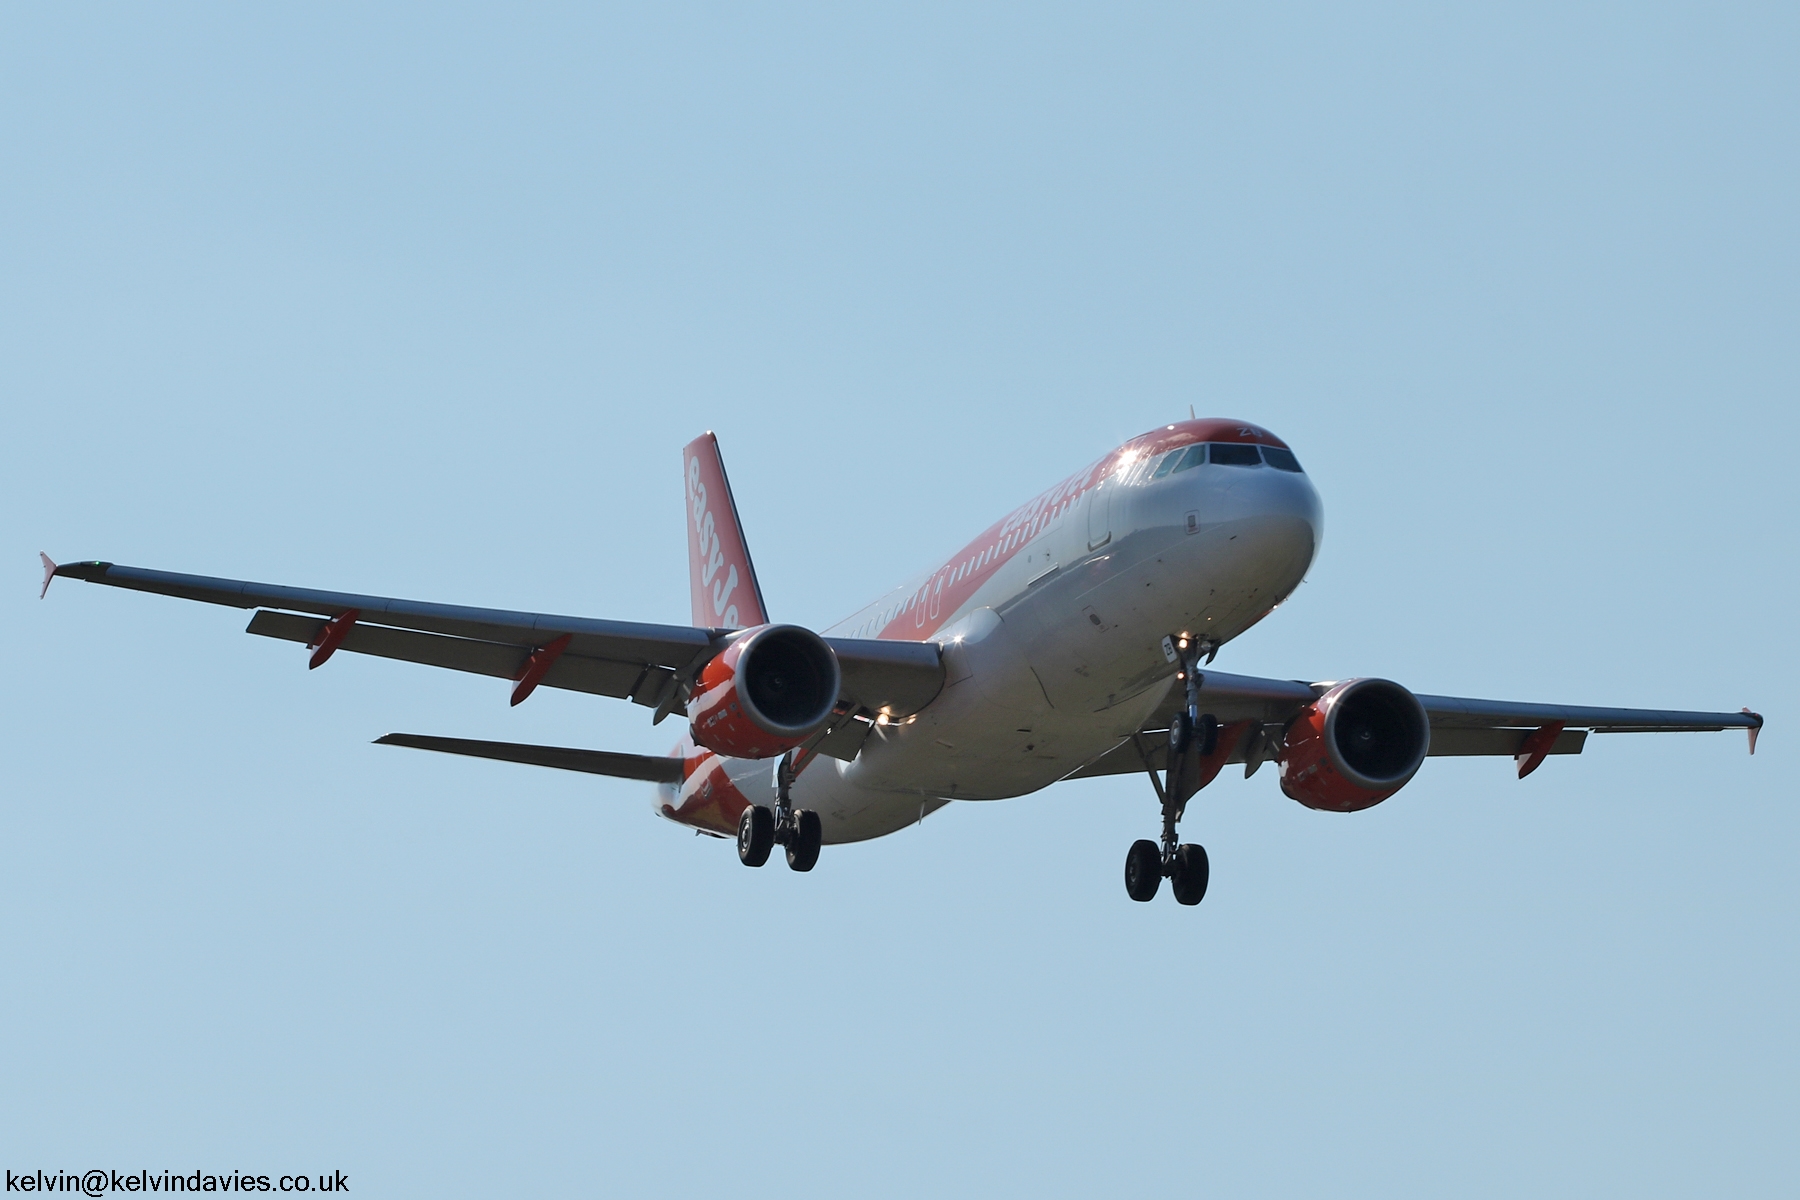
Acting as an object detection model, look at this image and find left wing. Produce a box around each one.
[1067,668,1762,780]
[43,559,943,722]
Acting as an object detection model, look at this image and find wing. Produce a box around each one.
[1065,668,1762,780]
[46,559,943,726]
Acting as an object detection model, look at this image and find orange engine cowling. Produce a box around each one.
[1278,678,1431,812]
[686,624,841,760]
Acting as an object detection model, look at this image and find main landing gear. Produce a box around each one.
[1125,641,1216,906]
[737,751,823,872]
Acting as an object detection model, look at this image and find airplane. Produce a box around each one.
[39,418,1763,904]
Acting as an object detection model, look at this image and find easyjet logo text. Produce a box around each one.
[688,456,741,628]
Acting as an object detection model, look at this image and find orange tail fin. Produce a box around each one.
[683,433,769,630]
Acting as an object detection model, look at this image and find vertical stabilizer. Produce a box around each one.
[683,433,770,630]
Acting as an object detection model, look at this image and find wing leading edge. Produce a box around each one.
[46,559,943,724]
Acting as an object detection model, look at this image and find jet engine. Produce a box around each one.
[1278,678,1430,812]
[686,624,842,759]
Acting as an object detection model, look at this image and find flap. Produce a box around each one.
[247,610,657,701]
[1421,726,1588,757]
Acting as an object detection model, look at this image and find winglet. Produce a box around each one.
[38,552,56,599]
[1743,708,1763,755]
[683,433,770,630]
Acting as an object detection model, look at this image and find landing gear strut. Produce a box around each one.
[1124,638,1215,906]
[737,751,823,872]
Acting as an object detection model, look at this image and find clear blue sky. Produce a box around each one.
[4,4,1795,1196]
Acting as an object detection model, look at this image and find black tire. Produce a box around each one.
[1124,839,1162,902]
[1171,843,1209,906]
[1198,714,1219,757]
[785,809,823,872]
[1168,712,1192,756]
[737,805,774,867]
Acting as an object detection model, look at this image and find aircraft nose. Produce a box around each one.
[1265,467,1323,544]
[1257,471,1323,568]
[1198,460,1325,566]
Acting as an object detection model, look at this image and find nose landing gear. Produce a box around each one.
[737,751,824,872]
[1125,639,1218,906]
[1168,710,1219,759]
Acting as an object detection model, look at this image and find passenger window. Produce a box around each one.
[1168,445,1206,474]
[1261,446,1304,472]
[1209,443,1261,467]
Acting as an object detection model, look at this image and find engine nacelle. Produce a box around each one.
[686,624,841,760]
[1279,678,1430,812]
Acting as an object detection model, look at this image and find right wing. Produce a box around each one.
[1067,669,1761,780]
[46,559,943,723]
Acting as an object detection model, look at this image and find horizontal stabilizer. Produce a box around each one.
[375,733,683,784]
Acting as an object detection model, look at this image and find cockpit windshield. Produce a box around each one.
[1150,444,1203,479]
[1149,442,1306,476]
[1209,443,1261,466]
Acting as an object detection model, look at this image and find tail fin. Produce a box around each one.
[683,433,769,630]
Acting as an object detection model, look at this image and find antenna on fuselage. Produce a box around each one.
[1188,404,1195,419]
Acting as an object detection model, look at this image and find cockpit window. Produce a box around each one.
[1149,441,1305,475]
[1261,446,1303,472]
[1209,443,1262,467]
[1168,444,1206,475]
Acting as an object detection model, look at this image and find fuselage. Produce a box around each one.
[658,418,1324,842]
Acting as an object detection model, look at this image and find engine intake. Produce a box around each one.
[687,624,841,759]
[1278,678,1430,812]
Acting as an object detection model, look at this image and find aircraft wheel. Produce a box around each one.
[1171,843,1209,906]
[785,809,823,872]
[737,805,774,867]
[1168,713,1192,756]
[1124,839,1162,902]
[1198,714,1219,757]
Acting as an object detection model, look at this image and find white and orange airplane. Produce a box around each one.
[40,419,1762,904]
